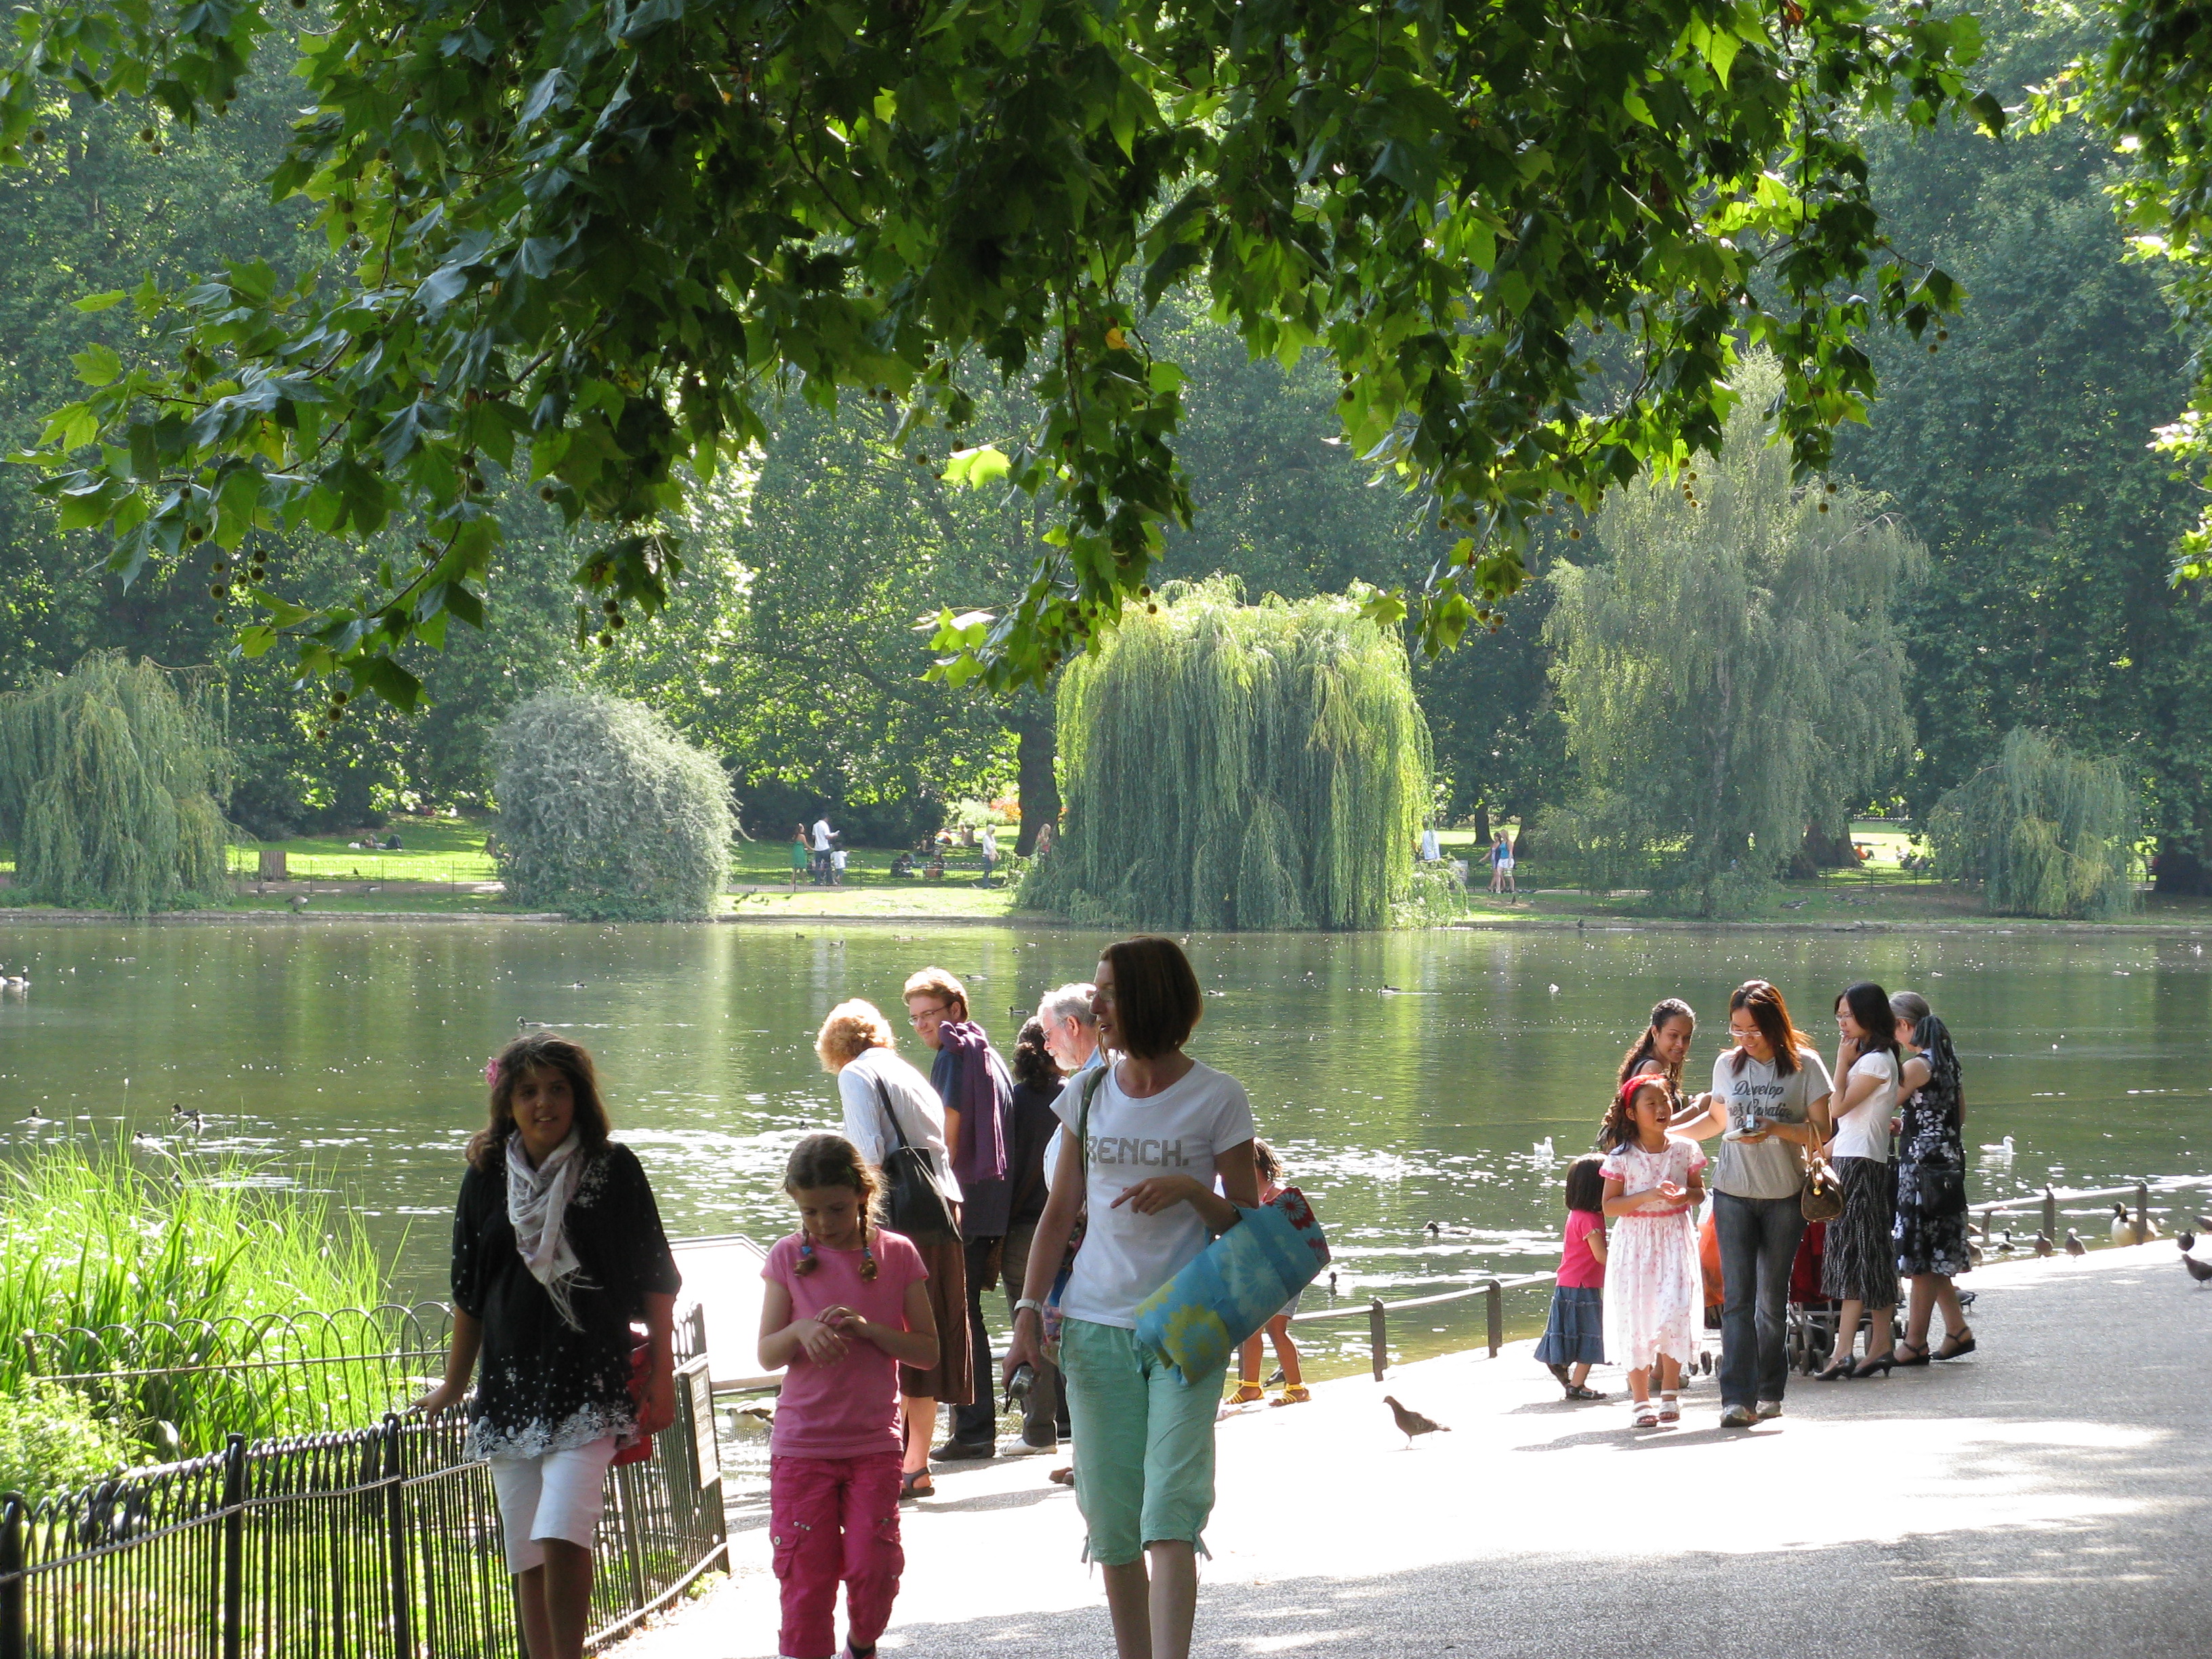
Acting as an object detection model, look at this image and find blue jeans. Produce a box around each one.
[1714,1191,1806,1408]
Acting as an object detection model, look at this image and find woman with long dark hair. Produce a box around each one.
[1618,997,1699,1109]
[412,1031,681,1659]
[1673,981,1831,1428]
[1817,980,1904,1379]
[1890,991,1975,1364]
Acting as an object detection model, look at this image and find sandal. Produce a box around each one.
[1270,1385,1311,1406]
[1227,1381,1265,1406]
[1565,1383,1607,1401]
[1631,1402,1659,1429]
[899,1469,934,1501]
[1935,1328,1977,1361]
[1657,1393,1680,1424]
[1894,1340,1932,1368]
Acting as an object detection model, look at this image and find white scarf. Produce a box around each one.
[506,1130,587,1330]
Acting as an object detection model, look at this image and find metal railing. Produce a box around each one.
[1966,1174,2212,1244]
[1292,1273,1559,1380]
[0,1305,726,1658]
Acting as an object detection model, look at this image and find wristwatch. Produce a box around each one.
[1014,1297,1048,1318]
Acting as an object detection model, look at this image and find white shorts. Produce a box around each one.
[489,1437,617,1573]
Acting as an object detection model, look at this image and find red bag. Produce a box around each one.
[611,1335,657,1468]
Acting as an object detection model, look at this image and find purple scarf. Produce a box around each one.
[933,1021,1009,1189]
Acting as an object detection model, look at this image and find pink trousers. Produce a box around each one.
[769,1450,905,1659]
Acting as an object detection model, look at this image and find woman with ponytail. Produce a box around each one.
[1890,992,1975,1365]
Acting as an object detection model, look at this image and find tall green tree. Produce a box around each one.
[1547,356,1921,916]
[6,0,1999,703]
[1926,724,2138,918]
[1839,0,2212,890]
[0,652,229,914]
[1029,578,1429,930]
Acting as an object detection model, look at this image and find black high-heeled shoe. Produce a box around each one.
[1894,1340,1932,1368]
[1814,1356,1856,1381]
[1934,1330,1977,1361]
[1849,1351,1896,1378]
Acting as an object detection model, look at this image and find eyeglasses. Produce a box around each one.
[907,1002,954,1027]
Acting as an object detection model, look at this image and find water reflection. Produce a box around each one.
[2,919,2206,1366]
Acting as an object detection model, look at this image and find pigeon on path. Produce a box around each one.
[1384,1395,1450,1449]
[2185,1255,2212,1288]
[2177,1231,2197,1254]
[2064,1229,2087,1260]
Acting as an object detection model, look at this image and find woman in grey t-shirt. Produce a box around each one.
[1673,981,1832,1427]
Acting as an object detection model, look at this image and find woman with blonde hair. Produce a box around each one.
[815,999,970,1500]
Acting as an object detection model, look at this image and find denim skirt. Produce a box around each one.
[1532,1285,1605,1366]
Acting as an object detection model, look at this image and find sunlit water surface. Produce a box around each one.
[3,919,2207,1370]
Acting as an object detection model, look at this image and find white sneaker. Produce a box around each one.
[1718,1404,1757,1429]
[1003,1439,1058,1457]
[1755,1400,1784,1420]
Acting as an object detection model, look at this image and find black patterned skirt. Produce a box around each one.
[1895,1155,1973,1279]
[1820,1157,1900,1305]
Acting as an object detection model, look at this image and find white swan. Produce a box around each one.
[1978,1135,2015,1158]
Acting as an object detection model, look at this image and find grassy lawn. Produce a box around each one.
[226,815,498,883]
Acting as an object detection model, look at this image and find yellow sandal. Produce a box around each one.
[1271,1385,1311,1406]
[1227,1381,1265,1405]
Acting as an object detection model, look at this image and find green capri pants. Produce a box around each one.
[1059,1316,1226,1567]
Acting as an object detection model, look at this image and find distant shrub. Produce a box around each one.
[1926,726,2138,919]
[493,691,735,920]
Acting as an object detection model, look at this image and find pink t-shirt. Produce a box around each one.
[1556,1208,1607,1290]
[761,1229,927,1460]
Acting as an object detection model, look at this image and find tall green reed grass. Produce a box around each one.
[0,1144,405,1466]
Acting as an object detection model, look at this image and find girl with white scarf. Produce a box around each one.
[412,1031,680,1659]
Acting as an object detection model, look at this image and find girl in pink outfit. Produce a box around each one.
[1598,1076,1706,1429]
[1534,1155,1609,1400]
[758,1135,939,1659]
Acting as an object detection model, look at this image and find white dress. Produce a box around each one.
[1599,1136,1706,1372]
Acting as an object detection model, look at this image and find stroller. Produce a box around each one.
[1785,1223,1961,1373]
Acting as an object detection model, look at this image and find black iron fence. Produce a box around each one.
[0,1306,726,1658]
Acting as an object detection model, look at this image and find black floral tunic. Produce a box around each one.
[1894,1067,1971,1279]
[451,1141,682,1462]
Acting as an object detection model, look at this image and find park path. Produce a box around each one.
[621,1242,2211,1658]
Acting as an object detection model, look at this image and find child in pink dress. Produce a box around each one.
[1599,1076,1706,1429]
[758,1135,939,1659]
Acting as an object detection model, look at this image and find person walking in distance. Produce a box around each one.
[811,815,837,885]
[789,825,810,891]
[411,1031,681,1659]
[1002,937,1258,1659]
[1673,981,1832,1427]
[903,967,1016,1464]
[758,1134,937,1659]
[816,1001,969,1500]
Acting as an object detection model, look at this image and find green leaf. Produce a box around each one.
[72,291,127,314]
[72,344,122,388]
[943,445,1012,488]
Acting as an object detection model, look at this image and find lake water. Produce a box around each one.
[3,918,2207,1370]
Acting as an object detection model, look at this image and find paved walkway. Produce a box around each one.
[625,1243,2211,1658]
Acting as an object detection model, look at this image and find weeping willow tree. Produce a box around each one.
[1544,353,1921,918]
[0,653,230,915]
[1925,728,2138,919]
[1025,579,1429,930]
[493,689,735,920]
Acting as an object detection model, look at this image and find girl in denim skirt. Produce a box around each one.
[1534,1155,1609,1400]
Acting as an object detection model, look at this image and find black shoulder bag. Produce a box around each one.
[874,1077,961,1243]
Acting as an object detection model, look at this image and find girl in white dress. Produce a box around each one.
[1599,1075,1706,1429]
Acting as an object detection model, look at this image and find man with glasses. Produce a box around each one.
[903,967,1015,1462]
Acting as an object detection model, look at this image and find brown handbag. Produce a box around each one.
[1801,1151,1845,1223]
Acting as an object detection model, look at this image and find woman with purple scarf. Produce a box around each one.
[902,966,1019,1462]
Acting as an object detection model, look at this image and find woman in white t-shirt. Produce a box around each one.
[1816,981,1904,1380]
[1004,937,1256,1659]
